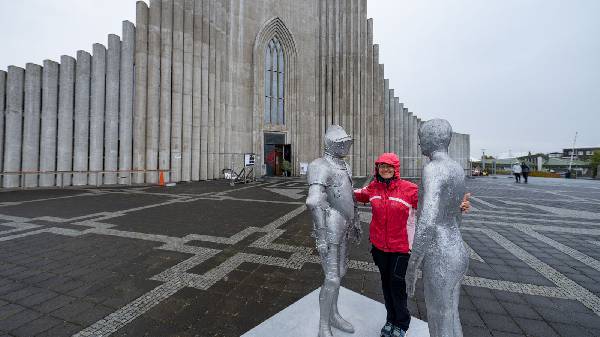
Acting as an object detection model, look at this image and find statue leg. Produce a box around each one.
[423,267,456,337]
[330,237,354,333]
[319,243,340,337]
[452,281,464,337]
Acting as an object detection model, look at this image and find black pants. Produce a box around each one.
[514,173,521,182]
[371,245,411,331]
[522,172,528,183]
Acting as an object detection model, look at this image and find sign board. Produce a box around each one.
[245,153,256,167]
[300,162,309,175]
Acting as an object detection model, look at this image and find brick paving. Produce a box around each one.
[0,176,599,336]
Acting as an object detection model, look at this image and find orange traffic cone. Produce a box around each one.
[158,171,165,186]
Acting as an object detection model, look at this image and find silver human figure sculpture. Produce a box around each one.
[405,119,469,337]
[306,125,361,337]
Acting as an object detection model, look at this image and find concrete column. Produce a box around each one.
[88,43,107,186]
[378,64,384,156]
[133,1,149,184]
[404,111,412,178]
[351,0,360,174]
[3,66,25,188]
[159,0,173,182]
[412,114,418,178]
[217,2,226,177]
[212,1,221,179]
[146,0,161,184]
[192,0,203,181]
[397,101,403,170]
[39,60,60,187]
[74,49,95,177]
[347,0,355,171]
[394,98,400,155]
[384,80,389,152]
[365,18,373,175]
[339,0,347,131]
[325,0,333,126]
[207,0,216,180]
[181,0,194,182]
[119,21,135,184]
[0,70,5,177]
[22,63,43,188]
[416,118,422,178]
[104,35,121,185]
[358,0,367,176]
[170,0,184,183]
[200,0,210,180]
[332,0,340,125]
[402,108,408,177]
[57,55,76,186]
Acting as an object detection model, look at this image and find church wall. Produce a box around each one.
[0,0,470,188]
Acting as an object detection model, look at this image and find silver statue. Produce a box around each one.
[306,125,361,337]
[406,119,469,337]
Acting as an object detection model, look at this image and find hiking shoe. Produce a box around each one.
[380,322,393,337]
[391,326,406,337]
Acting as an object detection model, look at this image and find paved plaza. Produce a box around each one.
[0,176,599,336]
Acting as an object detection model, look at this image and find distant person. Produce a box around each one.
[512,161,522,183]
[521,162,530,184]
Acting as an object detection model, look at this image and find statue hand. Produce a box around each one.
[405,255,423,298]
[461,193,472,213]
[349,211,363,244]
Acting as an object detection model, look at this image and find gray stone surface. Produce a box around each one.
[88,44,107,186]
[39,60,60,187]
[119,21,136,184]
[0,70,5,176]
[181,0,194,182]
[22,63,43,188]
[170,0,184,183]
[159,0,173,183]
[73,50,92,186]
[56,56,76,187]
[145,0,161,184]
[133,2,148,184]
[105,35,121,185]
[3,66,25,188]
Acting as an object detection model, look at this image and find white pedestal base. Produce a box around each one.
[242,287,430,337]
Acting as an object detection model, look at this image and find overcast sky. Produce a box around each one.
[1,0,598,159]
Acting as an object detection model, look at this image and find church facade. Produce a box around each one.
[0,0,470,188]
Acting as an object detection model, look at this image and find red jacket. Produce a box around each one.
[354,153,418,253]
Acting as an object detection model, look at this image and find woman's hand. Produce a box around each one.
[460,193,471,213]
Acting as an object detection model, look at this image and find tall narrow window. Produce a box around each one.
[264,37,285,125]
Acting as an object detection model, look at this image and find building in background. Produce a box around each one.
[0,0,470,188]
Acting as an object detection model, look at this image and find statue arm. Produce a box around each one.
[306,184,330,255]
[406,165,442,297]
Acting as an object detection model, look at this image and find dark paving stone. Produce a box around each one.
[479,313,522,334]
[548,322,596,337]
[513,317,560,337]
[9,315,62,337]
[0,308,41,333]
[105,198,299,237]
[35,321,82,337]
[0,189,88,203]
[0,193,170,218]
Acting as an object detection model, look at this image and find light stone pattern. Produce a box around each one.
[0,181,598,335]
[0,0,470,188]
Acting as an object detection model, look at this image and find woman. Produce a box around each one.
[354,153,470,337]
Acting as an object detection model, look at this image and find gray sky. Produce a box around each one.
[1,0,598,159]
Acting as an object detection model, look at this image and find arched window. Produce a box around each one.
[264,37,285,125]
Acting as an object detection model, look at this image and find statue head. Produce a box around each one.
[418,119,452,157]
[324,125,353,158]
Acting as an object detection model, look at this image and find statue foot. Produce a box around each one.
[318,325,334,337]
[331,313,355,333]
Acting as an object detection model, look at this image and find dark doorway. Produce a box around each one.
[264,133,291,176]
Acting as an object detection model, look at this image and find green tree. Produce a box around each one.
[591,150,600,177]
